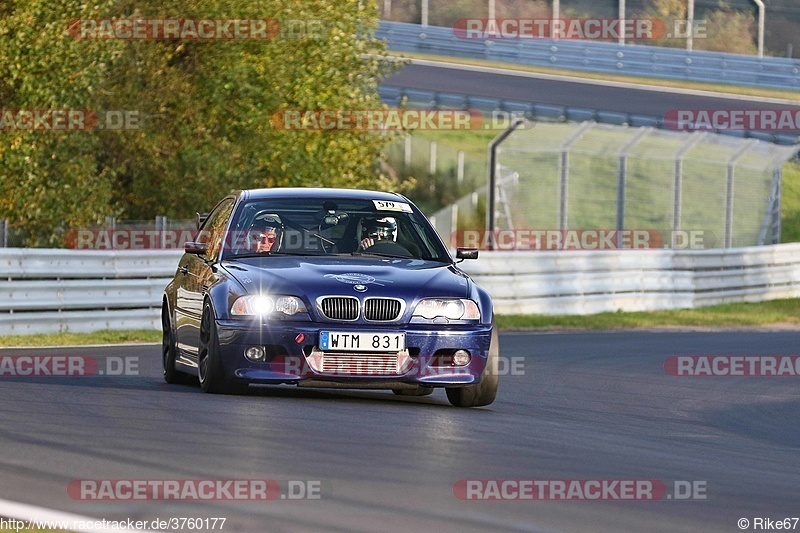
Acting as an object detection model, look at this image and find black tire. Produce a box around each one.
[392,387,434,397]
[446,321,499,408]
[162,302,188,384]
[197,301,243,394]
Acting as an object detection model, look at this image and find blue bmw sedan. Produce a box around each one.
[162,188,498,407]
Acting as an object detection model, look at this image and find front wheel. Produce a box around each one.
[446,321,499,408]
[197,301,244,394]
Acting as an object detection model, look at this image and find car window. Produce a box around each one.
[224,197,451,262]
[196,198,235,260]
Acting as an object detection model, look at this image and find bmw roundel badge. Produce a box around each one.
[353,284,368,292]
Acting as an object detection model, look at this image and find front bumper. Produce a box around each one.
[215,319,493,388]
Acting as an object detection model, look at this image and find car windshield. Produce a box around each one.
[222,196,452,263]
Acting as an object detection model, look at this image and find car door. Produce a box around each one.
[175,198,235,358]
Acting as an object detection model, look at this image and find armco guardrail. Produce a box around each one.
[377,21,800,91]
[460,243,800,315]
[0,249,182,335]
[1,245,800,334]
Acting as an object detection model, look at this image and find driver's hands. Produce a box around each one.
[359,237,375,250]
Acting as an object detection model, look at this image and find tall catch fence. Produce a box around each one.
[430,121,799,250]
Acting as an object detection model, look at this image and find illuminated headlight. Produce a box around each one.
[413,299,480,320]
[231,295,306,317]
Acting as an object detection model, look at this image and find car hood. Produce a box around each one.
[221,256,470,302]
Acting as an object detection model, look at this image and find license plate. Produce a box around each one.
[319,331,405,352]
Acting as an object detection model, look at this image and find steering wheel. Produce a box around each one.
[362,240,414,258]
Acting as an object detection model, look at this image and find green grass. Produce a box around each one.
[498,298,800,330]
[781,163,800,243]
[402,52,800,102]
[0,329,160,348]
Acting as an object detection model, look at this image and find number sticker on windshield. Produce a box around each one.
[373,200,412,213]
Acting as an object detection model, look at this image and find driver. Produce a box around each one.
[251,214,283,253]
[359,217,397,250]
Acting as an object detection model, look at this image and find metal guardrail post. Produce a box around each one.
[486,118,527,250]
[1,219,7,248]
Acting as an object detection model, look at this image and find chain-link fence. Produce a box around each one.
[385,133,487,215]
[430,121,799,249]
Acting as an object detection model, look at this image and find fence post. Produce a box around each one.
[725,140,756,248]
[758,168,782,246]
[429,140,437,175]
[457,150,465,184]
[673,132,707,240]
[617,128,651,245]
[487,118,527,250]
[404,134,411,168]
[559,121,594,230]
[450,204,459,247]
[155,215,168,249]
[773,168,783,244]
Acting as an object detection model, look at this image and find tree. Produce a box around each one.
[1,0,402,243]
[697,7,757,54]
[0,0,123,245]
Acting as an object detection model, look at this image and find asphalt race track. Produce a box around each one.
[1,330,799,532]
[383,61,800,120]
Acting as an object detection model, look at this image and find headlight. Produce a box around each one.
[231,295,306,317]
[413,299,480,321]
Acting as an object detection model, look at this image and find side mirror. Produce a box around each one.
[196,212,209,230]
[184,241,208,255]
[456,247,479,260]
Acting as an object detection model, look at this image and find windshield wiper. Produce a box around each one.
[352,251,413,259]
